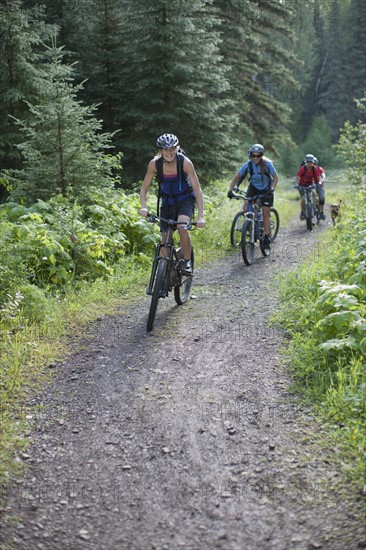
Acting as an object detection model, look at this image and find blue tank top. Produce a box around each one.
[156,153,194,205]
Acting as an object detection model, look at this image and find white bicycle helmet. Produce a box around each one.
[305,154,314,163]
[156,133,179,148]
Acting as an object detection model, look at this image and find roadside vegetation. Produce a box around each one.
[275,104,366,485]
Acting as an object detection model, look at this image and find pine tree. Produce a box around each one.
[316,0,350,140]
[213,0,297,154]
[9,36,116,203]
[344,0,366,125]
[81,0,126,134]
[0,1,54,171]
[114,0,240,182]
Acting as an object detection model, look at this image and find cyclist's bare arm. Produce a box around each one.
[229,171,243,192]
[183,158,205,227]
[140,159,156,216]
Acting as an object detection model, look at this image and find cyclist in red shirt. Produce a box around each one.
[296,154,321,220]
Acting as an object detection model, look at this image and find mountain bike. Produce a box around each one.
[145,214,195,331]
[299,184,316,231]
[230,188,279,253]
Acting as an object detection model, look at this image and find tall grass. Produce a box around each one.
[274,180,366,484]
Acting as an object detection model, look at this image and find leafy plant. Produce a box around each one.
[336,93,366,185]
[275,186,366,482]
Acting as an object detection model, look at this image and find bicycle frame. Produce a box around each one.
[230,188,279,248]
[147,222,184,296]
[301,185,316,231]
[245,198,264,241]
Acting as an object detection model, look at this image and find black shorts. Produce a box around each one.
[160,196,196,231]
[246,184,273,207]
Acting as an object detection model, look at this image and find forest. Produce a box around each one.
[0,0,366,500]
[0,0,365,197]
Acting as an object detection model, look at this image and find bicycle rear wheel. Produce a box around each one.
[230,211,245,247]
[241,219,255,265]
[147,259,167,331]
[174,248,194,305]
[270,208,280,241]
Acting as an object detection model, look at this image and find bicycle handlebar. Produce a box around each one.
[145,213,197,229]
[231,188,246,200]
[231,188,274,202]
[295,183,316,190]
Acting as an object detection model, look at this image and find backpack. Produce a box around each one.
[299,164,320,185]
[248,159,272,183]
[155,152,185,185]
[300,165,314,177]
[155,152,191,214]
[237,159,273,188]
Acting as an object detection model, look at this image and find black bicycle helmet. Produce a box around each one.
[156,133,179,149]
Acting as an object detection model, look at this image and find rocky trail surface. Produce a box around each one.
[1,218,365,550]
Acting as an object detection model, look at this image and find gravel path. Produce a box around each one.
[1,218,365,550]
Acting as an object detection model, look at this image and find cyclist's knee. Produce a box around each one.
[177,224,190,235]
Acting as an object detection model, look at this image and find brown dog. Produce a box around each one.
[330,200,342,226]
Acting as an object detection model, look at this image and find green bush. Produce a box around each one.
[275,188,366,480]
[336,93,366,185]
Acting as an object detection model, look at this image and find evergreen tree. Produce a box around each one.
[302,114,333,166]
[0,1,54,172]
[114,0,240,183]
[316,0,350,140]
[9,36,116,203]
[288,0,323,139]
[81,0,126,134]
[344,0,366,125]
[213,0,298,153]
[22,0,92,58]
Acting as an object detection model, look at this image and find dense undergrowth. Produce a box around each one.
[275,185,366,484]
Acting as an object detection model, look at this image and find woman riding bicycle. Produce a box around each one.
[139,133,205,274]
[227,143,278,253]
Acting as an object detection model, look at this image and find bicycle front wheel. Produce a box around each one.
[270,208,280,242]
[174,248,194,305]
[147,259,167,331]
[230,211,245,247]
[306,201,313,231]
[241,219,255,265]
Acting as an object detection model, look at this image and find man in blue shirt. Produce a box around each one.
[227,143,278,253]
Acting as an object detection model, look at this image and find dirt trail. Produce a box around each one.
[1,219,365,550]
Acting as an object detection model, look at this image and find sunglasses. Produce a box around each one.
[251,154,262,159]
